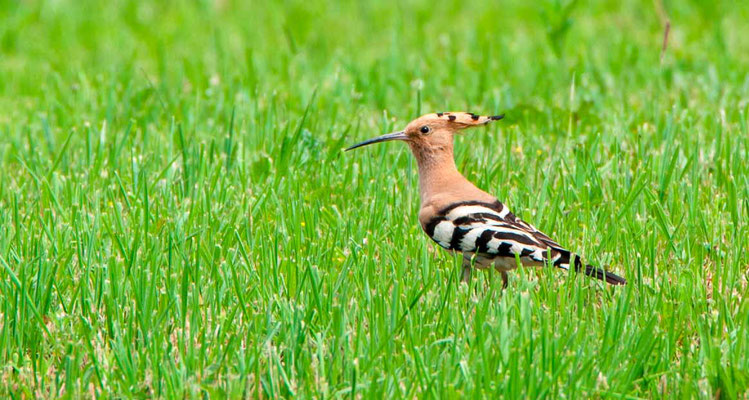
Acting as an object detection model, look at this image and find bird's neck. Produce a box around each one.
[412,145,476,205]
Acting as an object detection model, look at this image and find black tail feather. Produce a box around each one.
[565,254,627,285]
[583,264,627,285]
[553,250,627,285]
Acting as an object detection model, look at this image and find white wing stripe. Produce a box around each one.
[459,227,488,252]
[498,206,511,218]
[432,221,455,248]
[445,205,502,220]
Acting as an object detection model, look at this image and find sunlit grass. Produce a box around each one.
[0,0,747,397]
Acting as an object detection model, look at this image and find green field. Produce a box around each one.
[1,0,748,398]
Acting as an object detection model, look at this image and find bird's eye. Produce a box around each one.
[420,125,431,134]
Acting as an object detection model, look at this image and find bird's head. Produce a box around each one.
[345,112,504,155]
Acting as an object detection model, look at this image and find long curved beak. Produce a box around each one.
[345,131,408,151]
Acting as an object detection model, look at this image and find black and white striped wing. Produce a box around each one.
[422,200,628,284]
[424,200,565,266]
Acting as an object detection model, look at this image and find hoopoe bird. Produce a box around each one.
[346,112,626,286]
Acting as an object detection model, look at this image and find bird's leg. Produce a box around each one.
[461,266,472,283]
[461,254,472,284]
[501,271,508,289]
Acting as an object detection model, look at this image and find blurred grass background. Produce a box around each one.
[0,0,748,397]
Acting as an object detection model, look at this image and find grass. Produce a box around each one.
[1,0,748,397]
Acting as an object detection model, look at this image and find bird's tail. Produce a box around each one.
[556,251,627,285]
[582,264,627,285]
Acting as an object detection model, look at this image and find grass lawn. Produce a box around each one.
[1,0,748,397]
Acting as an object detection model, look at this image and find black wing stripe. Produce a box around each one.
[475,229,495,253]
[492,231,540,247]
[424,217,442,237]
[453,212,507,226]
[520,248,535,257]
[494,242,514,257]
[449,227,468,250]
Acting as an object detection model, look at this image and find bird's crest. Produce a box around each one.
[433,111,504,126]
[405,112,504,133]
